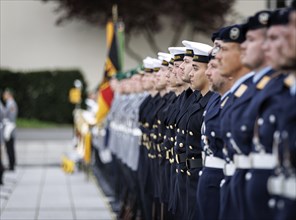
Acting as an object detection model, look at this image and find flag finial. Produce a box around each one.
[112,4,118,23]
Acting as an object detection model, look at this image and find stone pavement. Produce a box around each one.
[0,128,115,220]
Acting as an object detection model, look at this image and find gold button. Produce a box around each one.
[170,137,174,141]
[158,154,162,158]
[189,145,193,150]
[157,120,161,124]
[164,135,167,139]
[170,125,173,129]
[187,170,191,176]
[177,128,180,132]
[159,133,162,137]
[174,124,176,127]
[175,136,177,141]
[189,131,193,136]
[180,169,184,173]
[191,157,195,159]
[179,143,183,147]
[176,168,179,173]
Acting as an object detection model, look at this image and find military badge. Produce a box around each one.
[230,27,240,40]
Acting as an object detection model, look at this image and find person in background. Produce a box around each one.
[2,88,18,171]
[0,99,5,184]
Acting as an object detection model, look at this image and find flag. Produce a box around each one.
[96,20,124,124]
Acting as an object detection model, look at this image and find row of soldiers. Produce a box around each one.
[100,2,296,220]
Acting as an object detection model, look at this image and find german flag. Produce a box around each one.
[96,20,124,125]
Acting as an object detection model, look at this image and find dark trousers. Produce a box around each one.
[197,167,224,220]
[230,169,248,220]
[0,146,4,184]
[219,176,238,220]
[245,169,274,220]
[5,137,16,170]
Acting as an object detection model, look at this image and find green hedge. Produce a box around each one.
[0,69,88,124]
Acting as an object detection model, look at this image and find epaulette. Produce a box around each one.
[234,84,248,98]
[284,74,295,88]
[256,76,271,90]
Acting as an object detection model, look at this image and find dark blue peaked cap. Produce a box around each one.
[267,7,292,26]
[219,24,246,44]
[245,10,272,31]
[211,27,226,42]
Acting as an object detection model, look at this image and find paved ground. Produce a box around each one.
[0,128,115,220]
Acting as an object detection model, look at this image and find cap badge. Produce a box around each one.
[230,27,240,40]
[258,12,269,25]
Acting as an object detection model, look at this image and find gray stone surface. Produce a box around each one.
[0,128,114,220]
[0,210,35,220]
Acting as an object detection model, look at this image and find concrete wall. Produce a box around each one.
[1,0,268,90]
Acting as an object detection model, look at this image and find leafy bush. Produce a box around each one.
[0,69,88,124]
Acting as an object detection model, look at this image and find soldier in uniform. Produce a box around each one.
[230,9,286,220]
[197,31,233,220]
[167,46,194,219]
[221,10,278,220]
[137,56,156,220]
[154,52,176,219]
[215,24,253,220]
[162,47,186,217]
[146,57,167,219]
[161,53,182,218]
[253,7,296,220]
[181,41,213,220]
[276,2,296,218]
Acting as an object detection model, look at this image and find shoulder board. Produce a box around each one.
[256,76,271,90]
[284,74,295,88]
[234,84,248,98]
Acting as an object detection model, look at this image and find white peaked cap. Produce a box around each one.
[158,52,173,63]
[152,58,162,68]
[143,56,154,69]
[168,47,186,56]
[153,58,162,68]
[182,40,213,56]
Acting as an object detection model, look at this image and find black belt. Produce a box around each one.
[176,153,186,164]
[186,158,203,169]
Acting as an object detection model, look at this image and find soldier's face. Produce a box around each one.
[189,62,208,91]
[142,74,153,90]
[205,59,226,92]
[132,75,142,92]
[173,61,185,86]
[156,66,168,90]
[167,65,177,87]
[179,56,193,83]
[263,25,288,70]
[216,42,243,77]
[241,29,267,70]
[281,11,296,69]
